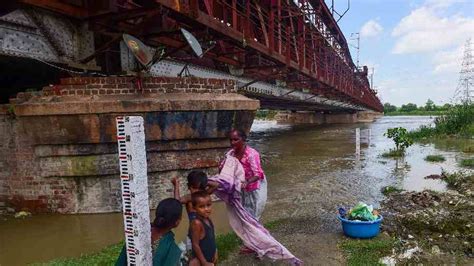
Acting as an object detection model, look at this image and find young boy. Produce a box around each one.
[189,191,217,266]
[171,171,218,258]
[172,171,212,219]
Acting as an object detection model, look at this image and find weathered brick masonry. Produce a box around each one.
[0,77,259,213]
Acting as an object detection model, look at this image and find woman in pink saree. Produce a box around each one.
[210,154,301,265]
[223,129,267,220]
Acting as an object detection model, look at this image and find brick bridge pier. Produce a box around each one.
[0,77,258,213]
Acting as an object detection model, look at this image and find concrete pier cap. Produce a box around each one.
[0,76,259,213]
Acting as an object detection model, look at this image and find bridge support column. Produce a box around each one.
[0,77,259,214]
[275,111,324,124]
[324,113,358,124]
[356,111,384,122]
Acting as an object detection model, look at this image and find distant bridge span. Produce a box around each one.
[0,0,383,112]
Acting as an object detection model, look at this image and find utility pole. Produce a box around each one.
[454,38,474,104]
[370,67,374,90]
[350,32,360,69]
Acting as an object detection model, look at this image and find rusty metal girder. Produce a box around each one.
[13,0,383,111]
[0,8,96,68]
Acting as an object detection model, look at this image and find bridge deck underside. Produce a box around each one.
[246,93,349,112]
[7,0,383,112]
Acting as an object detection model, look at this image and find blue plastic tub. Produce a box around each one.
[337,215,383,239]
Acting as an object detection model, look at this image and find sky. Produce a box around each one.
[326,0,474,106]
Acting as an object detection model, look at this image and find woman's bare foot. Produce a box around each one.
[239,246,255,254]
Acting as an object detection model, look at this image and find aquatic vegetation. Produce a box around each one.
[382,127,413,158]
[424,155,446,162]
[409,103,474,139]
[459,158,474,168]
[381,149,405,158]
[384,127,414,152]
[381,186,403,196]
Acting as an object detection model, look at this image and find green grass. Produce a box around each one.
[39,220,284,265]
[381,149,405,158]
[264,219,283,230]
[215,232,241,261]
[340,236,396,266]
[424,155,446,162]
[36,242,123,266]
[459,158,474,168]
[381,186,403,196]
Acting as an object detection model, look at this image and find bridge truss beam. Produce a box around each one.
[8,0,383,112]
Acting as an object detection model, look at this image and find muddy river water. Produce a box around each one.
[1,116,472,265]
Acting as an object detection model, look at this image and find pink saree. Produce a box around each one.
[210,156,302,265]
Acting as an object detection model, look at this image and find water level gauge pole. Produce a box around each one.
[355,128,361,156]
[116,116,152,266]
[368,128,371,146]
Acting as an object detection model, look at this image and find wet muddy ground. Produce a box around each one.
[1,116,472,265]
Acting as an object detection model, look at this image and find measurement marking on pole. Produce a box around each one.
[355,128,361,156]
[116,116,152,266]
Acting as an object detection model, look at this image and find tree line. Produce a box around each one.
[383,99,453,114]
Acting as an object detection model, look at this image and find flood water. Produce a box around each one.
[1,116,472,265]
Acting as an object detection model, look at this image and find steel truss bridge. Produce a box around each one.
[0,0,382,112]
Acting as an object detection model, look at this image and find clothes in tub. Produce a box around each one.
[115,231,182,266]
[192,217,216,263]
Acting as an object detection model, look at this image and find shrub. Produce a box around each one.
[384,127,413,154]
[441,170,472,190]
[381,186,403,196]
[409,103,474,139]
[460,158,474,168]
[424,155,446,162]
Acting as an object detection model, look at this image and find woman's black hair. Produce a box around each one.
[231,128,247,141]
[187,170,208,190]
[152,198,182,228]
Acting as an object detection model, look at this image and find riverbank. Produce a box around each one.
[384,111,445,116]
[408,104,474,140]
[379,171,473,264]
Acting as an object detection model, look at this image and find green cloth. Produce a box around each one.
[115,231,182,266]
